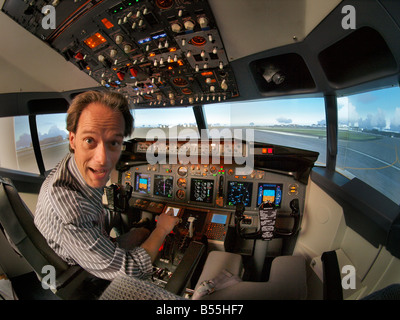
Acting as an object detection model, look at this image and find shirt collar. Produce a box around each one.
[67,153,104,204]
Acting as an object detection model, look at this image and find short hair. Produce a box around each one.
[66,90,134,137]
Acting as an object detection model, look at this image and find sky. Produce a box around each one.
[132,97,326,127]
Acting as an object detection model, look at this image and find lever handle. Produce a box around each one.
[235,202,245,219]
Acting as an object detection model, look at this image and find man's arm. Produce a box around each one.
[140,211,179,262]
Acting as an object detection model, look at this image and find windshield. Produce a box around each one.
[130,97,326,165]
[131,107,199,140]
[203,97,327,166]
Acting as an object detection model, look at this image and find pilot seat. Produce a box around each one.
[193,251,307,300]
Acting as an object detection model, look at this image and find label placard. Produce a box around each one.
[259,207,276,240]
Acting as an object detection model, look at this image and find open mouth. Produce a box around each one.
[89,168,108,178]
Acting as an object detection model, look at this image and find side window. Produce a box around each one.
[0,114,69,174]
[36,113,69,171]
[0,116,39,174]
[336,87,400,204]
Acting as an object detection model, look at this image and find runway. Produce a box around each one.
[255,129,400,204]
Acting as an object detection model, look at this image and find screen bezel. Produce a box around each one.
[256,183,283,207]
[153,174,174,198]
[226,180,253,207]
[134,172,151,194]
[189,178,215,204]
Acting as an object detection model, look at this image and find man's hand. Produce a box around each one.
[140,209,179,262]
[155,208,180,236]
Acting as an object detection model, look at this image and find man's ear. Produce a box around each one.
[69,132,76,151]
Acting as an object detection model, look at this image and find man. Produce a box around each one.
[34,90,179,280]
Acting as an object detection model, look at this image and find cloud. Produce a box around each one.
[16,133,32,149]
[39,125,68,141]
[358,108,387,130]
[390,107,400,132]
[373,108,387,129]
[337,97,359,125]
[276,117,292,124]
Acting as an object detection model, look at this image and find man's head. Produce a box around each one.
[66,91,133,188]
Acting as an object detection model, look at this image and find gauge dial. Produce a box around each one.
[176,189,185,200]
[177,178,187,188]
[177,166,188,176]
[173,77,188,87]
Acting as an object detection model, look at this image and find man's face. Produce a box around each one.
[69,102,125,188]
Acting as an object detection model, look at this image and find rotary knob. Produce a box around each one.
[184,20,195,30]
[115,35,123,44]
[198,17,208,28]
[171,23,182,33]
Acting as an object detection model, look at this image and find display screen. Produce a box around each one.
[257,183,283,207]
[165,206,180,216]
[190,178,214,203]
[226,181,253,207]
[134,173,151,194]
[154,175,173,198]
[211,213,227,224]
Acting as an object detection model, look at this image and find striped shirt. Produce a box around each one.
[34,153,152,280]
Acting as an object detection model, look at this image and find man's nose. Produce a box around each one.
[93,143,108,165]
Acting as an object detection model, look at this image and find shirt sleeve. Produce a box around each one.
[62,219,152,280]
[55,191,153,280]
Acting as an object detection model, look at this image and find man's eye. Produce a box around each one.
[110,140,121,147]
[84,138,94,144]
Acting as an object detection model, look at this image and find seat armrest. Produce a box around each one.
[195,251,243,290]
[199,255,307,300]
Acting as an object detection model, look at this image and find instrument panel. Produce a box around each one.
[115,138,315,258]
[121,162,304,213]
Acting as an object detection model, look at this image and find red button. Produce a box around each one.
[117,72,125,81]
[129,67,138,77]
[74,52,84,60]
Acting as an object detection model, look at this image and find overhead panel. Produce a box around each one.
[1,0,239,107]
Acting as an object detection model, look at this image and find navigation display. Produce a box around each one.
[134,173,151,194]
[257,183,283,207]
[154,175,173,198]
[226,181,253,207]
[190,178,214,203]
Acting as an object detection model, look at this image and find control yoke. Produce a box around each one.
[104,183,133,213]
[235,199,300,240]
